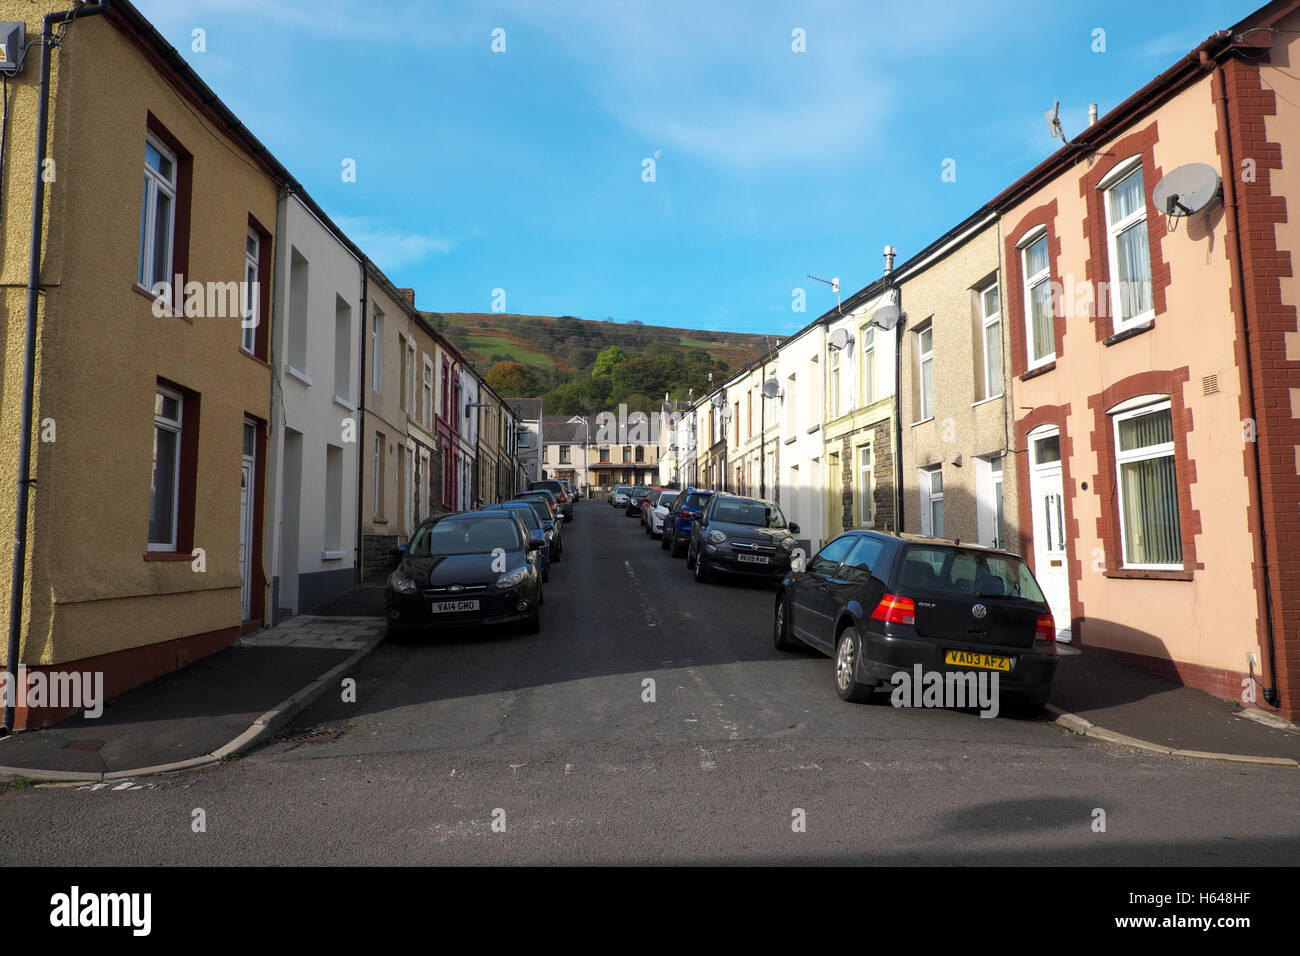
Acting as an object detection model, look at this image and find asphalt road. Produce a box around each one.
[2,502,1298,865]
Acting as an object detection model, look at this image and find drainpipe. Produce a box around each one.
[1211,59,1280,709]
[4,0,111,735]
[355,262,369,582]
[883,246,905,535]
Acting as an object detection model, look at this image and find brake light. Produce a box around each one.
[871,593,916,626]
[1035,613,1056,643]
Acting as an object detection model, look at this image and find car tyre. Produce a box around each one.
[660,531,670,550]
[693,549,711,583]
[773,593,801,651]
[685,541,696,569]
[834,627,874,703]
[521,597,541,635]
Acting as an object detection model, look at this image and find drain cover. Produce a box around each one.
[273,725,344,745]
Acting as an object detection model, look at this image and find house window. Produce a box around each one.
[862,327,875,405]
[334,296,353,402]
[1112,399,1181,568]
[560,445,571,464]
[372,433,384,516]
[829,346,841,418]
[979,281,1002,399]
[287,249,309,373]
[917,325,934,421]
[242,229,259,353]
[149,387,184,550]
[858,445,873,526]
[371,309,383,393]
[920,466,944,538]
[599,446,610,463]
[139,135,177,291]
[990,456,1004,549]
[422,360,434,430]
[785,374,797,433]
[1021,232,1054,367]
[623,446,631,463]
[1101,160,1154,330]
[636,445,645,463]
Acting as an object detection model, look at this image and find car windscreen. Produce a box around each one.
[629,487,649,498]
[711,499,786,528]
[898,546,1047,603]
[518,500,551,524]
[497,504,541,530]
[408,518,524,557]
[613,485,630,494]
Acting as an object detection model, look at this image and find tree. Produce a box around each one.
[486,361,540,396]
[592,345,629,378]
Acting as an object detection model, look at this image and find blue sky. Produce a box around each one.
[135,0,1258,336]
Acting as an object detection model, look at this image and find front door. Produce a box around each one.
[1027,428,1071,642]
[239,421,256,620]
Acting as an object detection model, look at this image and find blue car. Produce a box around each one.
[662,487,715,558]
[478,502,552,582]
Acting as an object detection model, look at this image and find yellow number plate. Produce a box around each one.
[944,650,1011,671]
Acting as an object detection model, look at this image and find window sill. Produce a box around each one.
[333,395,356,412]
[132,283,193,324]
[285,365,313,387]
[1103,320,1154,347]
[806,424,821,435]
[1104,567,1194,581]
[321,550,348,561]
[372,516,388,525]
[910,417,935,428]
[144,551,197,562]
[239,347,270,369]
[970,394,1003,408]
[1020,361,1056,382]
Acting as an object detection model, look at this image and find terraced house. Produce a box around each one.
[0,0,282,727]
[989,0,1300,719]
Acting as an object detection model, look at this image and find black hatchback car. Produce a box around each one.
[685,493,799,583]
[386,510,545,636]
[773,531,1058,711]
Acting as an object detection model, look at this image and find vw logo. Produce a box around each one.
[449,585,463,593]
[971,604,987,620]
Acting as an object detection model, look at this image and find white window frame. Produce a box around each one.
[1018,226,1054,370]
[372,433,383,516]
[858,444,874,527]
[139,134,178,292]
[242,229,259,353]
[371,309,384,393]
[917,325,934,422]
[422,357,434,430]
[829,345,841,419]
[1099,156,1154,333]
[1111,396,1181,571]
[861,326,875,405]
[979,280,1002,400]
[405,340,417,418]
[149,386,184,551]
[920,465,944,537]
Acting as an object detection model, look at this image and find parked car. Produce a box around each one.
[662,488,714,557]
[386,510,544,636]
[512,495,563,560]
[645,489,676,538]
[559,479,579,505]
[478,502,551,582]
[610,484,631,507]
[773,531,1059,711]
[685,493,798,584]
[529,479,573,521]
[624,485,651,517]
[517,489,561,523]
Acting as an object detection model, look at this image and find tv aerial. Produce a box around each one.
[1046,100,1068,145]
[807,273,842,313]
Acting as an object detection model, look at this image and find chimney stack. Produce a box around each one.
[883,245,897,275]
[398,287,415,308]
[1088,103,1098,127]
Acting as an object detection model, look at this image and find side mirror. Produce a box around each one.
[527,539,544,551]
[789,523,800,534]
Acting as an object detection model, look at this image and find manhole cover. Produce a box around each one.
[273,725,344,745]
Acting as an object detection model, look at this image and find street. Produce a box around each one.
[2,502,1297,865]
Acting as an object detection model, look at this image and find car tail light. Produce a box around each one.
[871,593,915,626]
[1035,613,1056,643]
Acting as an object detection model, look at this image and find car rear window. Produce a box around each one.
[711,499,786,528]
[410,518,523,556]
[897,546,1046,603]
[683,493,710,510]
[499,504,540,529]
[519,500,551,523]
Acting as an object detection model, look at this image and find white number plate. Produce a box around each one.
[736,554,770,564]
[431,599,480,613]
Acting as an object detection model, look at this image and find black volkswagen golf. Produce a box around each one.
[385,510,545,636]
[685,493,800,583]
[773,531,1058,711]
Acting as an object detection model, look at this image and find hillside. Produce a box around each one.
[422,312,771,415]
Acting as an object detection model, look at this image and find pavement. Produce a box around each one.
[0,522,1295,783]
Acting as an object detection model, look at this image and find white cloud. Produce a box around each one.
[332,216,456,270]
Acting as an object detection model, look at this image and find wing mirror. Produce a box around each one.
[789,523,800,534]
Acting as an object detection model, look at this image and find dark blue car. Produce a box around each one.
[662,488,714,558]
[479,502,551,581]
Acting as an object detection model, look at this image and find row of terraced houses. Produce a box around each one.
[655,0,1300,722]
[0,0,526,729]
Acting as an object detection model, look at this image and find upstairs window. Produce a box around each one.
[242,229,259,353]
[1020,231,1054,368]
[917,325,934,421]
[861,327,875,405]
[979,281,1002,400]
[139,136,177,291]
[1101,160,1154,330]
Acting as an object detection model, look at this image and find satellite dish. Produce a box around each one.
[828,327,850,351]
[871,303,901,331]
[762,378,781,399]
[1152,163,1221,218]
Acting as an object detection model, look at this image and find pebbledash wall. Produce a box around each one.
[0,2,278,727]
[991,4,1300,719]
[266,194,363,623]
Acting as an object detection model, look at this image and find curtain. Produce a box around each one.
[1030,279,1053,361]
[1121,455,1181,565]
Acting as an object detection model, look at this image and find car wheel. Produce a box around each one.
[834,627,874,703]
[685,542,696,569]
[522,597,541,635]
[542,566,549,584]
[773,593,800,651]
[693,550,711,583]
[660,531,670,550]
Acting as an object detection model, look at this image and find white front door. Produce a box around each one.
[239,422,256,621]
[1028,428,1071,642]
